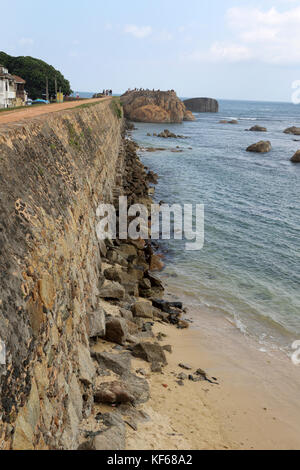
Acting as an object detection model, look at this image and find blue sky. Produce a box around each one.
[2,0,300,101]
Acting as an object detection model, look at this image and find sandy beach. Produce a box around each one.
[125,304,300,450]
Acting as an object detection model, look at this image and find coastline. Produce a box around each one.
[126,130,300,451]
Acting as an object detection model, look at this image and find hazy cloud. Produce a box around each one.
[124,24,152,38]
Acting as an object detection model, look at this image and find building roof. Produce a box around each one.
[0,73,15,80]
[12,75,26,84]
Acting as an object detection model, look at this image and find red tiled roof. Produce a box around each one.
[12,75,26,84]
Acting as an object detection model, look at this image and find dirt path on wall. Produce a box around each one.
[0,97,111,126]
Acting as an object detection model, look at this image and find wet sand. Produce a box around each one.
[127,306,300,450]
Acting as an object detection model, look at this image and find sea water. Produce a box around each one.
[132,99,300,353]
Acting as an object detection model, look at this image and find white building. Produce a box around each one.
[0,65,17,108]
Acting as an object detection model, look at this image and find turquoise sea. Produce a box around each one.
[133,100,300,352]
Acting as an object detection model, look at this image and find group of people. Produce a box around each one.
[125,88,175,94]
[103,89,112,96]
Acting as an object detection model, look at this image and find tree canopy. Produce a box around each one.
[0,51,72,100]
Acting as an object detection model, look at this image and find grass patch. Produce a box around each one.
[111,98,123,119]
[74,101,100,110]
[66,121,82,150]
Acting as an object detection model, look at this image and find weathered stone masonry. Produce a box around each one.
[0,100,124,449]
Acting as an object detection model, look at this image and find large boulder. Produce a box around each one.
[87,308,106,338]
[94,374,149,405]
[92,351,132,376]
[132,301,154,319]
[121,89,195,123]
[183,97,219,113]
[246,141,272,153]
[291,150,300,163]
[131,342,167,367]
[98,280,125,300]
[94,381,135,405]
[104,317,129,345]
[284,127,300,135]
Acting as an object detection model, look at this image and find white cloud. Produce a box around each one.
[185,5,300,65]
[124,24,152,39]
[19,37,34,46]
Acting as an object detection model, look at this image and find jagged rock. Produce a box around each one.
[284,126,300,135]
[139,278,152,290]
[177,320,189,329]
[93,375,149,406]
[151,363,163,373]
[92,351,132,376]
[123,282,139,297]
[248,125,267,132]
[291,150,300,163]
[119,308,134,321]
[150,254,164,272]
[132,301,154,319]
[98,240,107,257]
[79,412,125,450]
[146,171,159,184]
[121,89,195,123]
[163,345,172,354]
[87,308,106,338]
[94,381,135,404]
[195,368,208,380]
[152,299,183,314]
[246,141,272,153]
[77,343,96,385]
[158,129,180,139]
[124,372,150,404]
[146,272,164,290]
[183,97,219,113]
[98,280,125,300]
[105,317,129,345]
[104,267,123,283]
[179,363,192,370]
[118,244,138,259]
[177,372,188,381]
[131,342,167,367]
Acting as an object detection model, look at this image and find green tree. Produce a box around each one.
[0,51,72,100]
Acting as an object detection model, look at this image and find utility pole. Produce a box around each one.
[54,78,57,102]
[46,77,49,102]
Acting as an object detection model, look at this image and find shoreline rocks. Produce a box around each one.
[78,128,193,450]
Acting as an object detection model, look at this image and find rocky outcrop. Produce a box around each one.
[183,97,219,113]
[246,141,272,153]
[247,125,267,132]
[284,127,300,135]
[121,90,195,123]
[291,150,300,163]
